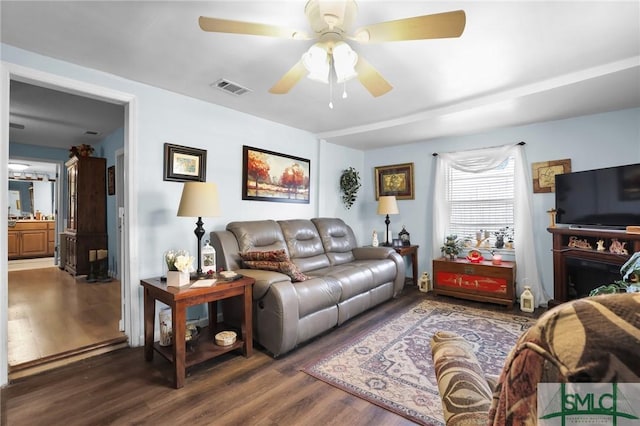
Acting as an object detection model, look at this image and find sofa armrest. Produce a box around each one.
[234,268,291,300]
[352,246,395,260]
[431,331,492,426]
[353,247,405,297]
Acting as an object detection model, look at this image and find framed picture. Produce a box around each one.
[374,163,414,200]
[532,159,571,193]
[163,143,207,182]
[242,145,310,203]
[107,165,115,196]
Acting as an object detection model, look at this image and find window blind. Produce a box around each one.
[446,157,515,244]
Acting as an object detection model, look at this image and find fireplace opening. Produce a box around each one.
[566,257,621,299]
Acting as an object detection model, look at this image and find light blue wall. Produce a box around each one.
[364,108,640,297]
[100,127,125,275]
[4,42,639,305]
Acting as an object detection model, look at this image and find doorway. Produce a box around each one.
[7,85,125,376]
[1,63,139,385]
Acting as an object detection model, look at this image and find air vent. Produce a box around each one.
[211,79,252,96]
[84,130,100,136]
[9,122,25,130]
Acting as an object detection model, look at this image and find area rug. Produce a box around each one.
[302,299,534,425]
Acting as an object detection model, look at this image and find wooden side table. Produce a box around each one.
[393,245,419,283]
[141,275,255,388]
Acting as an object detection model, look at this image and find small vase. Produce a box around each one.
[167,270,190,287]
[448,253,456,260]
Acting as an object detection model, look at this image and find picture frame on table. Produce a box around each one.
[242,145,310,204]
[374,162,414,200]
[163,143,207,182]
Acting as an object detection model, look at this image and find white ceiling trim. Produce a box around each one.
[316,56,640,140]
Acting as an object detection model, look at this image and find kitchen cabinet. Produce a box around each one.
[8,220,55,259]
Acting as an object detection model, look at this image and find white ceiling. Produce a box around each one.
[2,1,639,151]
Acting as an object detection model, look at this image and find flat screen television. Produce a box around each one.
[555,163,640,229]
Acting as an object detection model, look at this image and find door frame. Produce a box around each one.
[1,62,140,386]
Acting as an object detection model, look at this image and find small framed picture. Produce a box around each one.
[374,163,414,200]
[107,165,115,195]
[531,159,571,193]
[163,143,207,182]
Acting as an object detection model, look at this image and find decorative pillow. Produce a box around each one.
[239,249,289,262]
[243,260,310,282]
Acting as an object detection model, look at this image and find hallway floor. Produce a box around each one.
[8,266,124,368]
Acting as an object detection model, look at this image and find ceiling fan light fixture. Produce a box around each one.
[302,44,330,83]
[8,163,30,171]
[332,41,358,83]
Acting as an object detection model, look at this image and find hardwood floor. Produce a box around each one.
[7,266,125,374]
[2,285,542,425]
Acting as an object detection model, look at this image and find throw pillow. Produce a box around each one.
[239,249,289,262]
[243,259,310,282]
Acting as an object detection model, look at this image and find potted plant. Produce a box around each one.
[340,167,361,209]
[441,235,463,260]
[589,251,640,296]
[494,226,514,249]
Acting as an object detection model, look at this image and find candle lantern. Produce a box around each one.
[398,226,411,246]
[201,240,217,276]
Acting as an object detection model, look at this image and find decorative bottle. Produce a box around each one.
[372,231,379,247]
[520,286,535,313]
[201,240,216,276]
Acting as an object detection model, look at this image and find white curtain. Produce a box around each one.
[432,144,549,307]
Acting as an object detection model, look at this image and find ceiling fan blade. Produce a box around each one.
[354,10,466,43]
[354,56,392,97]
[269,60,308,94]
[199,16,310,40]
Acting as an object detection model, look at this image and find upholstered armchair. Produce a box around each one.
[431,293,640,425]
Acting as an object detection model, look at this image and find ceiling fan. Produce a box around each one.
[199,1,465,98]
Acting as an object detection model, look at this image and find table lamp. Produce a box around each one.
[177,182,221,279]
[377,195,399,246]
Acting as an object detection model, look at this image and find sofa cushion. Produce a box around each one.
[278,219,330,272]
[227,220,288,253]
[243,259,310,282]
[239,249,289,262]
[311,218,357,265]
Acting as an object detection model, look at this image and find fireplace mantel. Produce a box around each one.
[547,227,640,306]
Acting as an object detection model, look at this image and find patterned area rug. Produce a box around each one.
[302,298,533,425]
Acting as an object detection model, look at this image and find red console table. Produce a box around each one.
[432,258,516,308]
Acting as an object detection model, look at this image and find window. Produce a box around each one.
[446,157,515,245]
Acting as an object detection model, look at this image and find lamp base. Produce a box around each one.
[381,242,393,247]
[190,272,211,280]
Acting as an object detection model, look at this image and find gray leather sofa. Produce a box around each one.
[211,217,405,357]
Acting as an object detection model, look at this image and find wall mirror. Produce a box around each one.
[8,179,55,219]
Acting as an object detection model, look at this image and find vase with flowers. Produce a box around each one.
[165,249,195,286]
[69,144,95,158]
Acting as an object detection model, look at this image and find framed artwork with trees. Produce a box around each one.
[242,145,310,203]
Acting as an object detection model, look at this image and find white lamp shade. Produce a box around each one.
[377,196,399,215]
[177,182,221,217]
[332,42,358,83]
[302,44,330,83]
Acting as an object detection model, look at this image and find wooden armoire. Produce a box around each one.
[62,156,108,276]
